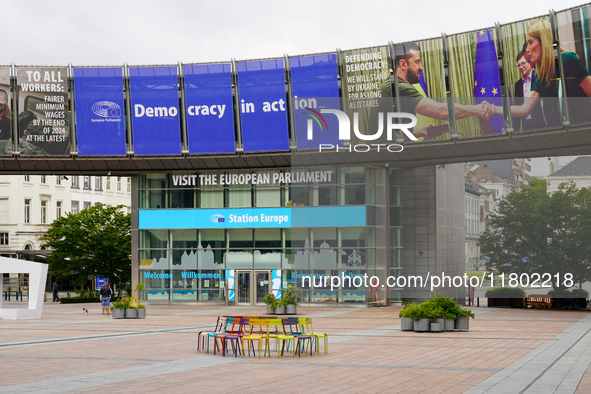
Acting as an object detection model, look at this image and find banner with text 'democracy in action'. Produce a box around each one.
[73,67,126,156]
[129,66,181,155]
[183,63,236,154]
[0,66,12,156]
[290,54,341,150]
[236,59,290,152]
[17,66,69,156]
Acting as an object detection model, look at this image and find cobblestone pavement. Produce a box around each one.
[1,302,590,393]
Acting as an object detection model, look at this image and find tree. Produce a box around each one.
[43,204,131,288]
[480,179,591,293]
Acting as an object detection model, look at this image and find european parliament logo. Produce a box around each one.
[92,101,121,118]
[210,214,225,223]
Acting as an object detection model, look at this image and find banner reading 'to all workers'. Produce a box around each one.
[17,66,69,156]
[0,66,12,156]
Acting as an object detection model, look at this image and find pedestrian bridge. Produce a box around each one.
[0,123,588,175]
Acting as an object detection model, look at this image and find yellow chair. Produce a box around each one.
[241,319,270,358]
[300,317,328,355]
[267,319,286,356]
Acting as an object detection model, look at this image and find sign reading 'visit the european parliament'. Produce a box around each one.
[129,66,181,155]
[73,67,127,156]
[184,63,236,154]
[236,59,289,152]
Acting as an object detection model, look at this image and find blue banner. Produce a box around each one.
[225,269,235,302]
[138,206,366,229]
[129,66,181,155]
[184,64,236,154]
[236,59,289,152]
[73,68,126,156]
[290,54,341,149]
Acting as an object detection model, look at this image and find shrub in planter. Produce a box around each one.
[111,298,128,319]
[263,293,277,314]
[455,308,475,331]
[399,302,419,331]
[281,286,301,315]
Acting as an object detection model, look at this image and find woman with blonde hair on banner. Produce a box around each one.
[493,19,591,126]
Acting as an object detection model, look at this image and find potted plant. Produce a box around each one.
[433,296,460,331]
[135,283,146,319]
[275,297,286,315]
[455,308,475,331]
[399,302,418,331]
[282,286,301,315]
[409,302,430,332]
[125,298,139,319]
[111,298,127,319]
[263,293,277,314]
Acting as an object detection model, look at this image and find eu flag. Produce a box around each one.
[473,29,504,135]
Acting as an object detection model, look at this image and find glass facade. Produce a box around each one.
[135,166,402,304]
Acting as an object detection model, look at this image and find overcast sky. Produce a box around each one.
[4,0,587,65]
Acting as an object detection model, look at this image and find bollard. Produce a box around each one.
[67,291,70,298]
[7,287,10,301]
[477,297,480,307]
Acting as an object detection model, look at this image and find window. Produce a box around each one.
[56,201,62,218]
[117,177,121,191]
[71,201,79,214]
[84,201,91,210]
[106,177,111,190]
[0,232,8,245]
[95,176,102,190]
[24,175,30,182]
[40,175,46,184]
[72,176,79,188]
[56,175,61,185]
[40,201,47,224]
[83,176,90,189]
[127,178,131,192]
[24,199,30,223]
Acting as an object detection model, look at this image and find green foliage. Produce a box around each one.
[43,204,131,287]
[485,287,526,298]
[263,293,278,308]
[111,298,129,311]
[280,286,302,307]
[457,308,476,319]
[399,302,419,318]
[480,180,591,292]
[400,296,468,322]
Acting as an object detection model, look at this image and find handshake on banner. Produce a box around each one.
[477,101,496,122]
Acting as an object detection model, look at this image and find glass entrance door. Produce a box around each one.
[236,271,251,304]
[255,271,270,304]
[235,270,271,305]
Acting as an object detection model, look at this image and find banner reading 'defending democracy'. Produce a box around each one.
[17,66,70,156]
[341,47,390,144]
[0,66,12,156]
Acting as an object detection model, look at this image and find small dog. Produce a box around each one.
[82,308,89,315]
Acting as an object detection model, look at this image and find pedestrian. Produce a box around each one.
[100,281,113,315]
[52,282,60,302]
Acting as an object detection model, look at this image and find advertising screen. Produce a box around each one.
[557,6,591,125]
[129,66,182,155]
[73,67,127,156]
[17,66,70,156]
[501,16,561,131]
[448,29,504,137]
[236,59,289,152]
[0,66,11,155]
[290,54,341,149]
[183,63,236,154]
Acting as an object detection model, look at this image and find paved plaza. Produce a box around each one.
[0,302,590,393]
